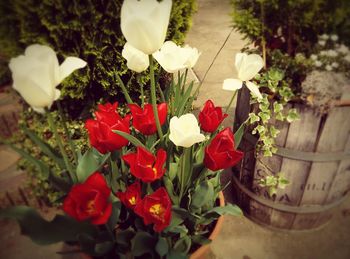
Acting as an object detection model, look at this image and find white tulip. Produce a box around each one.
[120,0,172,55]
[122,42,149,72]
[153,41,200,73]
[223,52,263,100]
[9,44,86,113]
[169,113,205,148]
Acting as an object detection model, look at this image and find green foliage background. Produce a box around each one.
[231,0,350,56]
[0,0,197,116]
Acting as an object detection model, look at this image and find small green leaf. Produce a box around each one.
[166,250,187,259]
[190,181,214,210]
[191,235,211,245]
[174,236,191,254]
[168,162,178,181]
[234,123,245,149]
[76,149,110,182]
[204,203,243,218]
[156,237,169,257]
[131,232,157,257]
[286,108,300,123]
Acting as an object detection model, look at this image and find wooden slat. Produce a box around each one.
[270,105,322,229]
[292,107,350,229]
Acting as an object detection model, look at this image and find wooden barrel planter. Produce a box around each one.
[232,86,350,230]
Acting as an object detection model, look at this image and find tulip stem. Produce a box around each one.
[225,90,238,114]
[57,102,78,165]
[115,72,133,104]
[46,110,77,183]
[149,55,164,143]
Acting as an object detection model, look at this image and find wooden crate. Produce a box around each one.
[232,87,350,230]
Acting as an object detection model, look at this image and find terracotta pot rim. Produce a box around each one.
[189,191,225,259]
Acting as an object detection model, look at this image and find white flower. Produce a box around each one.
[122,42,149,72]
[223,52,263,99]
[325,64,333,71]
[331,62,339,68]
[9,44,86,113]
[320,50,327,56]
[330,34,338,41]
[169,114,205,148]
[344,54,350,63]
[326,50,338,57]
[337,44,349,54]
[319,34,329,40]
[314,60,322,67]
[318,40,326,46]
[310,54,318,61]
[153,41,200,73]
[120,0,172,55]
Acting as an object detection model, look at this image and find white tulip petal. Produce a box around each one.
[121,0,172,54]
[153,41,188,73]
[32,107,45,114]
[176,134,206,148]
[54,89,61,101]
[122,42,149,72]
[222,78,243,91]
[234,53,245,71]
[237,54,264,81]
[246,81,262,100]
[58,57,87,84]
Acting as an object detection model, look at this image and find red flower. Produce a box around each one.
[128,103,167,135]
[122,147,167,182]
[85,102,130,154]
[134,187,172,232]
[116,182,142,209]
[204,128,243,171]
[63,172,112,225]
[199,100,228,133]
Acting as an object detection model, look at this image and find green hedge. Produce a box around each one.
[231,0,350,56]
[0,0,197,116]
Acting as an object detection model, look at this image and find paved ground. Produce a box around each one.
[0,0,350,259]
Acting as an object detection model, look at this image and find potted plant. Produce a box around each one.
[0,0,244,258]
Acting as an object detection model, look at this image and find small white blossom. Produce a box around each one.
[337,44,349,54]
[331,62,339,68]
[310,54,318,61]
[344,54,350,63]
[330,34,338,41]
[326,50,338,57]
[319,34,329,40]
[314,60,322,67]
[325,65,333,71]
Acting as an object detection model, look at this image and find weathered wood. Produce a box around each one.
[292,106,350,229]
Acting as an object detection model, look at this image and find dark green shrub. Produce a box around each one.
[231,0,350,55]
[0,0,196,114]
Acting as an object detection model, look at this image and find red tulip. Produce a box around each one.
[204,128,243,171]
[199,100,228,133]
[134,187,172,232]
[63,172,112,225]
[116,182,142,209]
[128,103,167,135]
[122,147,167,182]
[85,102,130,154]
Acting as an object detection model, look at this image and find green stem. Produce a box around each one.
[157,83,166,103]
[57,102,77,165]
[225,90,238,113]
[140,78,145,107]
[115,72,133,104]
[170,75,175,115]
[182,69,188,94]
[46,110,77,182]
[149,55,164,142]
[179,147,192,201]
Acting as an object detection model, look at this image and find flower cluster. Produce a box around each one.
[310,33,350,72]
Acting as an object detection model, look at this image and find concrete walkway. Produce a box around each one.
[0,0,350,259]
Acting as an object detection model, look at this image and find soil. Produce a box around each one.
[301,71,350,114]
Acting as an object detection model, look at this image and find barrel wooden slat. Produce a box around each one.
[292,107,350,229]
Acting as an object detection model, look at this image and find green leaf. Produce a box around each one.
[166,250,188,259]
[234,123,245,149]
[156,237,169,257]
[116,229,135,247]
[273,102,283,113]
[0,206,96,245]
[131,231,157,257]
[168,162,178,181]
[191,235,211,245]
[6,142,50,178]
[174,236,191,254]
[21,125,66,169]
[76,149,110,182]
[190,181,214,211]
[163,176,179,205]
[286,108,300,123]
[108,201,121,231]
[113,130,146,149]
[176,81,194,116]
[204,203,243,218]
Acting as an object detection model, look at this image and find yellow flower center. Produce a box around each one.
[147,164,158,176]
[86,200,96,214]
[128,196,136,205]
[149,203,164,216]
